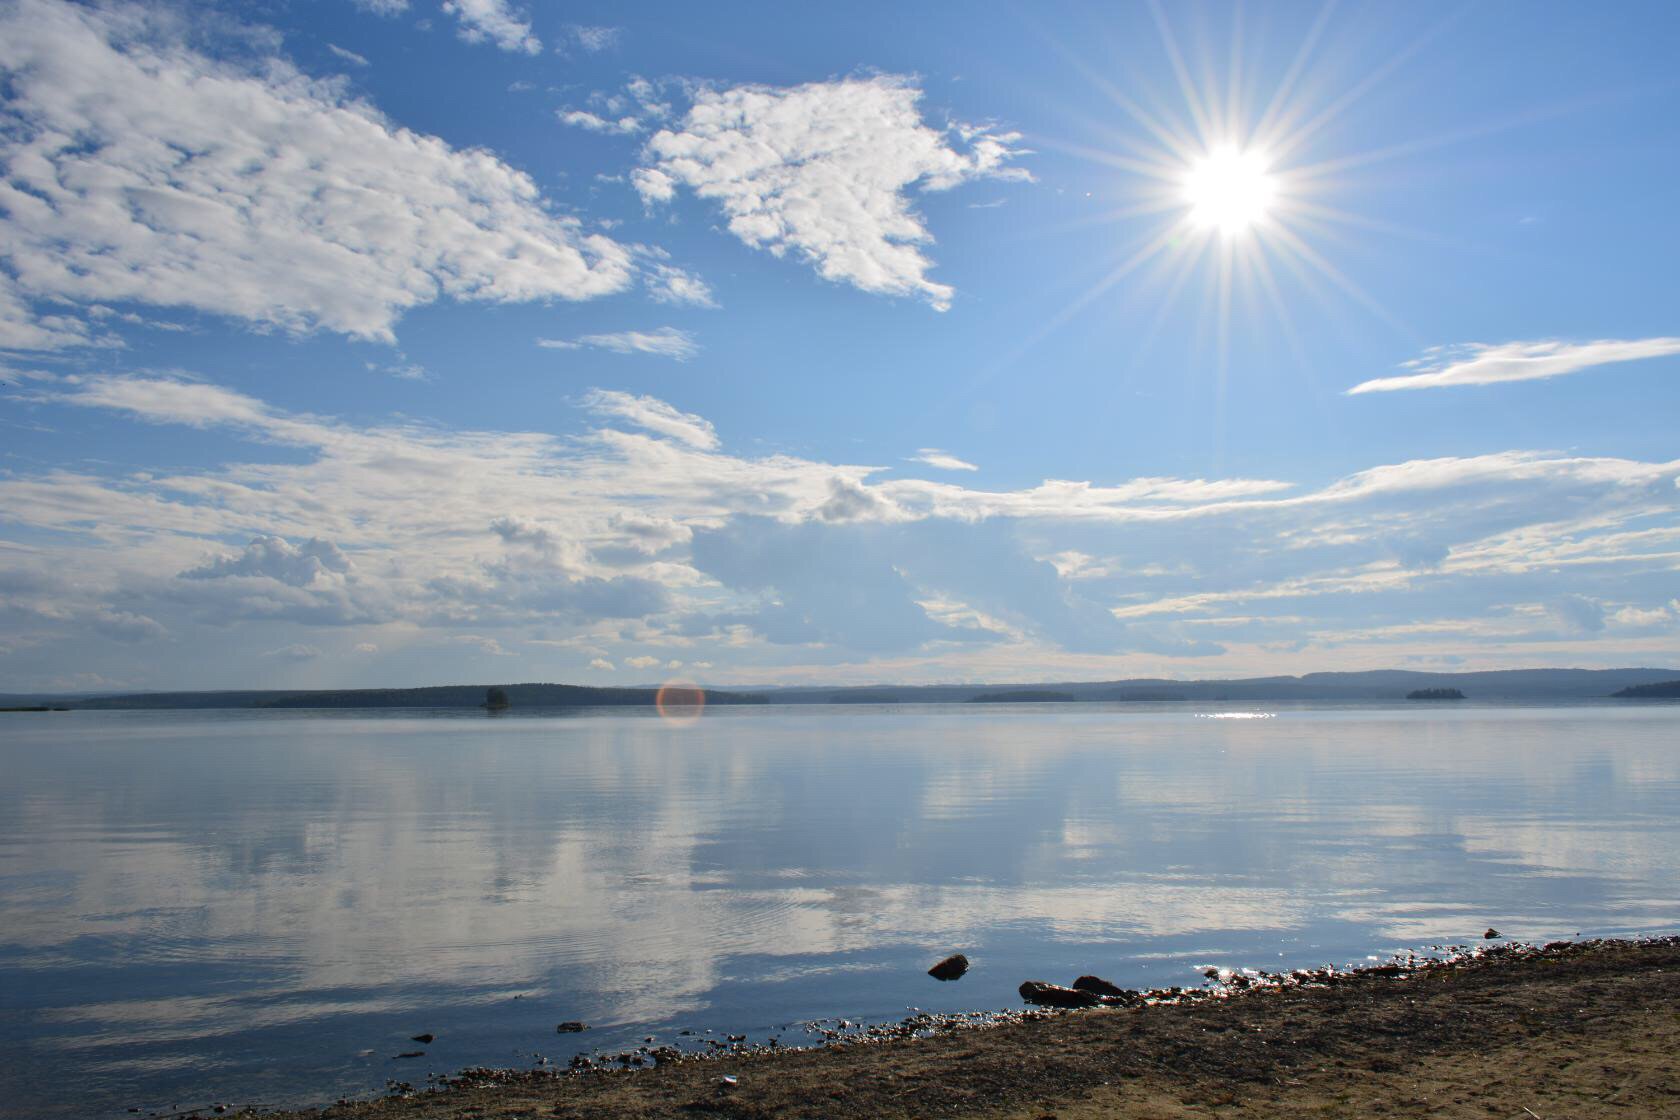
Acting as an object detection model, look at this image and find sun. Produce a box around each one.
[1183,146,1276,236]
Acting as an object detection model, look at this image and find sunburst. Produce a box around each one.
[992,1,1455,403]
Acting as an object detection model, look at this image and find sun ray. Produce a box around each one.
[1266,222,1415,340]
[1251,0,1339,150]
[1264,9,1465,165]
[1148,0,1217,144]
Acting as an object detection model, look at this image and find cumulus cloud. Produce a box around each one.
[489,516,557,554]
[556,76,672,138]
[0,0,631,349]
[1348,338,1680,394]
[635,76,1031,309]
[183,536,351,587]
[909,448,979,472]
[558,109,641,134]
[538,327,699,361]
[442,0,540,53]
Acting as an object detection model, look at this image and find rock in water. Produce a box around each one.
[1018,980,1100,1008]
[1484,928,1501,939]
[1072,974,1125,998]
[556,1021,588,1033]
[928,954,969,981]
[410,1033,434,1044]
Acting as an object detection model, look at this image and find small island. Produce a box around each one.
[1407,688,1466,700]
[1612,680,1680,699]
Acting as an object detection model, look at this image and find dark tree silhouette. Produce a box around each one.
[484,687,510,710]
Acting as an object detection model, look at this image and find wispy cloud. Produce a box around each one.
[908,448,979,472]
[7,375,1678,685]
[326,43,370,67]
[580,389,719,449]
[264,643,322,661]
[634,76,1031,310]
[645,264,717,308]
[565,25,620,52]
[538,327,699,361]
[1348,338,1680,394]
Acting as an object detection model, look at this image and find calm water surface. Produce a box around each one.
[2,703,1677,1116]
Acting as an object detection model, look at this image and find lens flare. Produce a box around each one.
[654,679,706,726]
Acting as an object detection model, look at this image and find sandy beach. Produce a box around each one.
[241,937,1680,1120]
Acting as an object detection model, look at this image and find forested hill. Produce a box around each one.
[11,667,1680,710]
[767,667,1680,704]
[55,683,769,710]
[1612,680,1680,699]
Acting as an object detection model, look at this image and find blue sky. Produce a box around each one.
[2,0,1678,691]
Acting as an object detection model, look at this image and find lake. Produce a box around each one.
[1,702,1677,1117]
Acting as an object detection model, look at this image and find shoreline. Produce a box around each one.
[240,936,1680,1119]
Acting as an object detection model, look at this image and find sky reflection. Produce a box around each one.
[1,704,1677,1115]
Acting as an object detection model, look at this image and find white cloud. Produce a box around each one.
[580,390,719,449]
[183,536,351,587]
[1348,338,1680,394]
[567,25,620,52]
[354,642,379,654]
[624,655,661,670]
[558,109,641,135]
[441,0,540,54]
[589,657,615,671]
[326,43,370,67]
[645,264,717,308]
[636,76,1030,310]
[909,448,979,472]
[0,1,631,348]
[350,0,407,15]
[1610,603,1677,629]
[538,327,698,361]
[6,373,1680,683]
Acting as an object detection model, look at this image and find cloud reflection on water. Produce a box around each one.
[1,705,1678,1113]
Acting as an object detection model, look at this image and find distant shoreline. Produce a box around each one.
[6,666,1678,710]
[257,936,1680,1120]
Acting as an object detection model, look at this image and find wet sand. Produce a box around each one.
[252,937,1679,1120]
